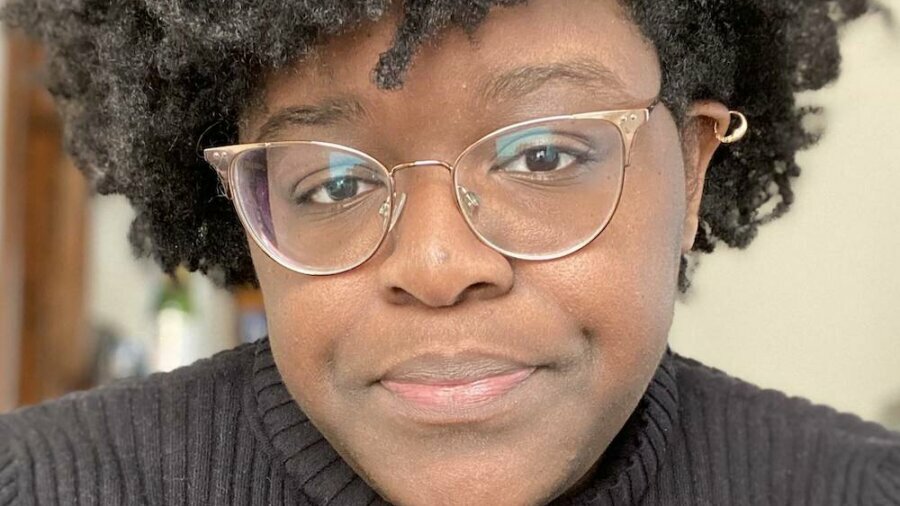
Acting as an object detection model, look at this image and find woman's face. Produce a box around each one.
[242,0,726,504]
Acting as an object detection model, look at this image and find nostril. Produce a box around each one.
[468,281,492,292]
[390,286,410,302]
[387,281,498,307]
[388,286,413,305]
[454,282,495,305]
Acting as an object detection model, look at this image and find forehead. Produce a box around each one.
[249,0,660,137]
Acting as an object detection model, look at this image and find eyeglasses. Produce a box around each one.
[204,99,659,275]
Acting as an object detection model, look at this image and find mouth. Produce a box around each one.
[375,352,547,424]
[381,366,537,406]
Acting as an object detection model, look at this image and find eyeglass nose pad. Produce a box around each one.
[384,192,407,232]
[456,185,481,217]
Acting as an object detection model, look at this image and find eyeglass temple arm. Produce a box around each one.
[205,145,255,198]
[203,147,237,199]
[623,100,655,166]
[571,97,658,166]
[623,98,659,166]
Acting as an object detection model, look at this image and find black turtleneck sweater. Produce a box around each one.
[1,338,899,505]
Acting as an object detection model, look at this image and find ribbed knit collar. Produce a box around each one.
[249,338,679,505]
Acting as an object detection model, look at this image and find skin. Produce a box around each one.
[241,0,731,504]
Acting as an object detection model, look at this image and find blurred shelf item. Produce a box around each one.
[91,324,150,384]
[153,267,198,372]
[234,288,267,343]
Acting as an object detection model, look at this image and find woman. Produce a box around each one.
[1,0,898,504]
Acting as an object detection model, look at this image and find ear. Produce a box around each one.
[680,100,733,254]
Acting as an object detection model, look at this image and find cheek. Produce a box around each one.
[606,111,688,307]
[249,240,366,402]
[525,115,687,358]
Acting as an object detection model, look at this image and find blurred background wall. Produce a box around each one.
[0,4,898,429]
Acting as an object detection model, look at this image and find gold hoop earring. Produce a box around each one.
[715,111,749,144]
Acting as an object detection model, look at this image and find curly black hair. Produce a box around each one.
[1,0,876,292]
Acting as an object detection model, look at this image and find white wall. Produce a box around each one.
[87,195,237,372]
[670,7,900,427]
[87,196,159,348]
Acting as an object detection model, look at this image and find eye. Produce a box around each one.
[489,126,602,180]
[296,175,381,205]
[288,161,386,207]
[501,145,579,174]
[491,142,596,180]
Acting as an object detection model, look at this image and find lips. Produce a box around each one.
[378,352,541,413]
[381,367,537,409]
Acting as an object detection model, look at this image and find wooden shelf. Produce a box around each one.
[1,33,92,409]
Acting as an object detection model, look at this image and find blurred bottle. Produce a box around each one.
[234,287,268,344]
[153,267,197,372]
[92,324,149,383]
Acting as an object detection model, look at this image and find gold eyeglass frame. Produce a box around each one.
[204,98,660,276]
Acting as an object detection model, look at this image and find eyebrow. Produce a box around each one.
[254,97,367,142]
[254,58,632,142]
[477,58,632,104]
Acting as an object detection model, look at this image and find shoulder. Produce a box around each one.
[1,340,255,431]
[0,341,257,505]
[0,424,17,504]
[671,352,900,505]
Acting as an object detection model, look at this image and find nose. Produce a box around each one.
[376,164,514,308]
